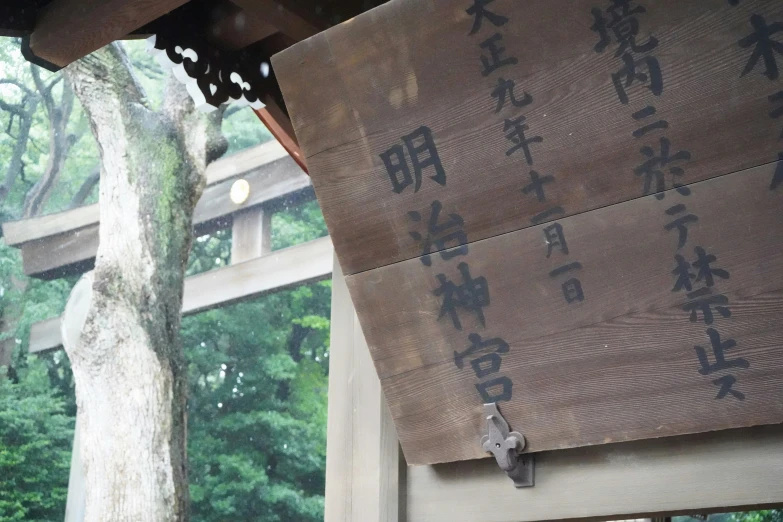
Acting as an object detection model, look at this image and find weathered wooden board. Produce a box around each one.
[14,154,312,279]
[2,141,290,247]
[345,162,783,465]
[273,0,783,276]
[28,236,334,353]
[28,0,189,68]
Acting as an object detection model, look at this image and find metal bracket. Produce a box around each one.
[480,403,535,488]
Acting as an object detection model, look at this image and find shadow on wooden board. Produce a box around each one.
[407,424,783,522]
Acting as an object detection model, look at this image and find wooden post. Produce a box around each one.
[61,273,92,522]
[63,417,86,522]
[325,255,401,522]
[231,207,272,264]
[0,338,13,368]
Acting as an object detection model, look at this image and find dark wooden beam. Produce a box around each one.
[0,0,36,37]
[228,0,321,42]
[26,0,190,69]
[207,1,278,51]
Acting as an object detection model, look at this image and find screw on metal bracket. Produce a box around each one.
[480,403,535,488]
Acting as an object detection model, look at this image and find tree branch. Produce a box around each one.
[30,65,55,115]
[0,96,39,206]
[22,79,77,217]
[69,166,100,208]
[0,78,35,98]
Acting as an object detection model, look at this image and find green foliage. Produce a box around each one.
[0,363,73,521]
[184,204,330,522]
[732,511,783,522]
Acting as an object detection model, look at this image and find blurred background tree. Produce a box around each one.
[0,36,329,521]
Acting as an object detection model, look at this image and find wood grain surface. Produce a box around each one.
[346,162,783,465]
[28,236,334,353]
[274,0,783,275]
[29,0,188,67]
[17,154,312,279]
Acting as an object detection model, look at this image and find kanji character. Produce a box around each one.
[491,77,532,113]
[695,328,749,375]
[682,288,732,325]
[634,137,691,199]
[380,126,446,194]
[543,223,569,258]
[433,262,490,330]
[408,201,469,267]
[503,115,543,164]
[480,33,518,77]
[692,246,730,288]
[671,254,695,293]
[476,376,513,402]
[521,170,555,202]
[712,375,746,400]
[611,52,663,104]
[664,204,698,249]
[531,206,565,224]
[591,0,658,57]
[466,0,509,36]
[738,14,783,81]
[632,105,669,138]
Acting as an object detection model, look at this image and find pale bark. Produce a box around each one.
[62,43,225,522]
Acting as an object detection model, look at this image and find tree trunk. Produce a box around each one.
[62,43,225,522]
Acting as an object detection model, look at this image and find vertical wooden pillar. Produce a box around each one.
[0,319,13,367]
[64,417,86,522]
[325,255,401,522]
[0,339,13,367]
[231,207,272,264]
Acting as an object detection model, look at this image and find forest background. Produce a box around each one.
[0,38,330,521]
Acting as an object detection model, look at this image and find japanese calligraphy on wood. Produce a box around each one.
[274,0,783,275]
[273,0,783,466]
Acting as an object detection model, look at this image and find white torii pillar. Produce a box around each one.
[62,273,93,522]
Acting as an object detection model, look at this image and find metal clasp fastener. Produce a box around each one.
[480,403,535,488]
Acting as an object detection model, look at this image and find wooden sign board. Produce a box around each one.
[273,0,783,465]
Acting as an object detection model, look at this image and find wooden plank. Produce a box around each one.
[29,317,64,354]
[231,207,272,263]
[2,141,289,247]
[204,141,289,186]
[22,225,100,281]
[324,255,399,522]
[17,154,312,279]
[29,236,334,353]
[346,162,783,465]
[193,153,311,227]
[184,235,333,314]
[27,0,189,68]
[230,0,321,42]
[406,425,783,522]
[3,204,100,248]
[273,0,783,275]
